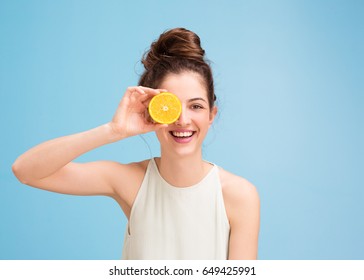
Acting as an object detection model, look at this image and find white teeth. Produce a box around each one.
[172,131,193,138]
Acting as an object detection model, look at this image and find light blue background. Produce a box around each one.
[1,0,363,260]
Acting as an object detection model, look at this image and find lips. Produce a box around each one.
[169,130,196,143]
[171,131,194,138]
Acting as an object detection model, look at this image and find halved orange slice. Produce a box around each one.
[148,92,182,124]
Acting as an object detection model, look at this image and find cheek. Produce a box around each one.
[202,112,213,124]
[195,116,211,132]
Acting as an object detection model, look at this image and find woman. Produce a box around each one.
[12,28,260,260]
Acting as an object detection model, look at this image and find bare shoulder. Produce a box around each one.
[109,158,149,194]
[218,167,260,260]
[111,158,149,174]
[103,158,150,218]
[218,167,260,207]
[87,159,148,186]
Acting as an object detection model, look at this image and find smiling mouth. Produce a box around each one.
[169,131,196,138]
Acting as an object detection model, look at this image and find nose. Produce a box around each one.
[175,106,191,126]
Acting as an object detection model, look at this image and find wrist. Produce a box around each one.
[103,122,127,143]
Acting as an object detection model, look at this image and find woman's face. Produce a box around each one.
[155,71,217,158]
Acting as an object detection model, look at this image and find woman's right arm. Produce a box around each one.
[12,86,166,197]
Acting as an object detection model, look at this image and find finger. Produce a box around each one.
[134,87,146,95]
[139,90,164,104]
[125,87,147,106]
[137,86,161,96]
[139,93,153,103]
[124,87,137,100]
[141,97,155,110]
[157,89,169,93]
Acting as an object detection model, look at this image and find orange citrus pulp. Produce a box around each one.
[148,92,182,124]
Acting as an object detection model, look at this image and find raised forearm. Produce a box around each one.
[12,123,122,183]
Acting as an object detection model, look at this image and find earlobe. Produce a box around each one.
[209,106,218,125]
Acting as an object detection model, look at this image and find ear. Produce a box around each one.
[209,106,218,126]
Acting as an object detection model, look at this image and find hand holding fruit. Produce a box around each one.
[109,86,168,139]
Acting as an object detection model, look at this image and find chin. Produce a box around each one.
[157,129,206,157]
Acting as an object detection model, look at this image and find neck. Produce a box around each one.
[156,151,210,188]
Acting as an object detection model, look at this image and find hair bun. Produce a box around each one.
[142,28,205,70]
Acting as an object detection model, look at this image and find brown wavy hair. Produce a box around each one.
[138,28,216,109]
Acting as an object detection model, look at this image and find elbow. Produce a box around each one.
[12,160,30,185]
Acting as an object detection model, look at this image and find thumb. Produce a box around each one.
[142,123,168,134]
[155,124,169,130]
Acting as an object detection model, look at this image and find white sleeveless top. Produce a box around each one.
[122,158,230,260]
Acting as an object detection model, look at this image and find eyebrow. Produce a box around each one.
[188,97,208,103]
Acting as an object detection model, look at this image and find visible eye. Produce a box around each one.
[191,104,204,110]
